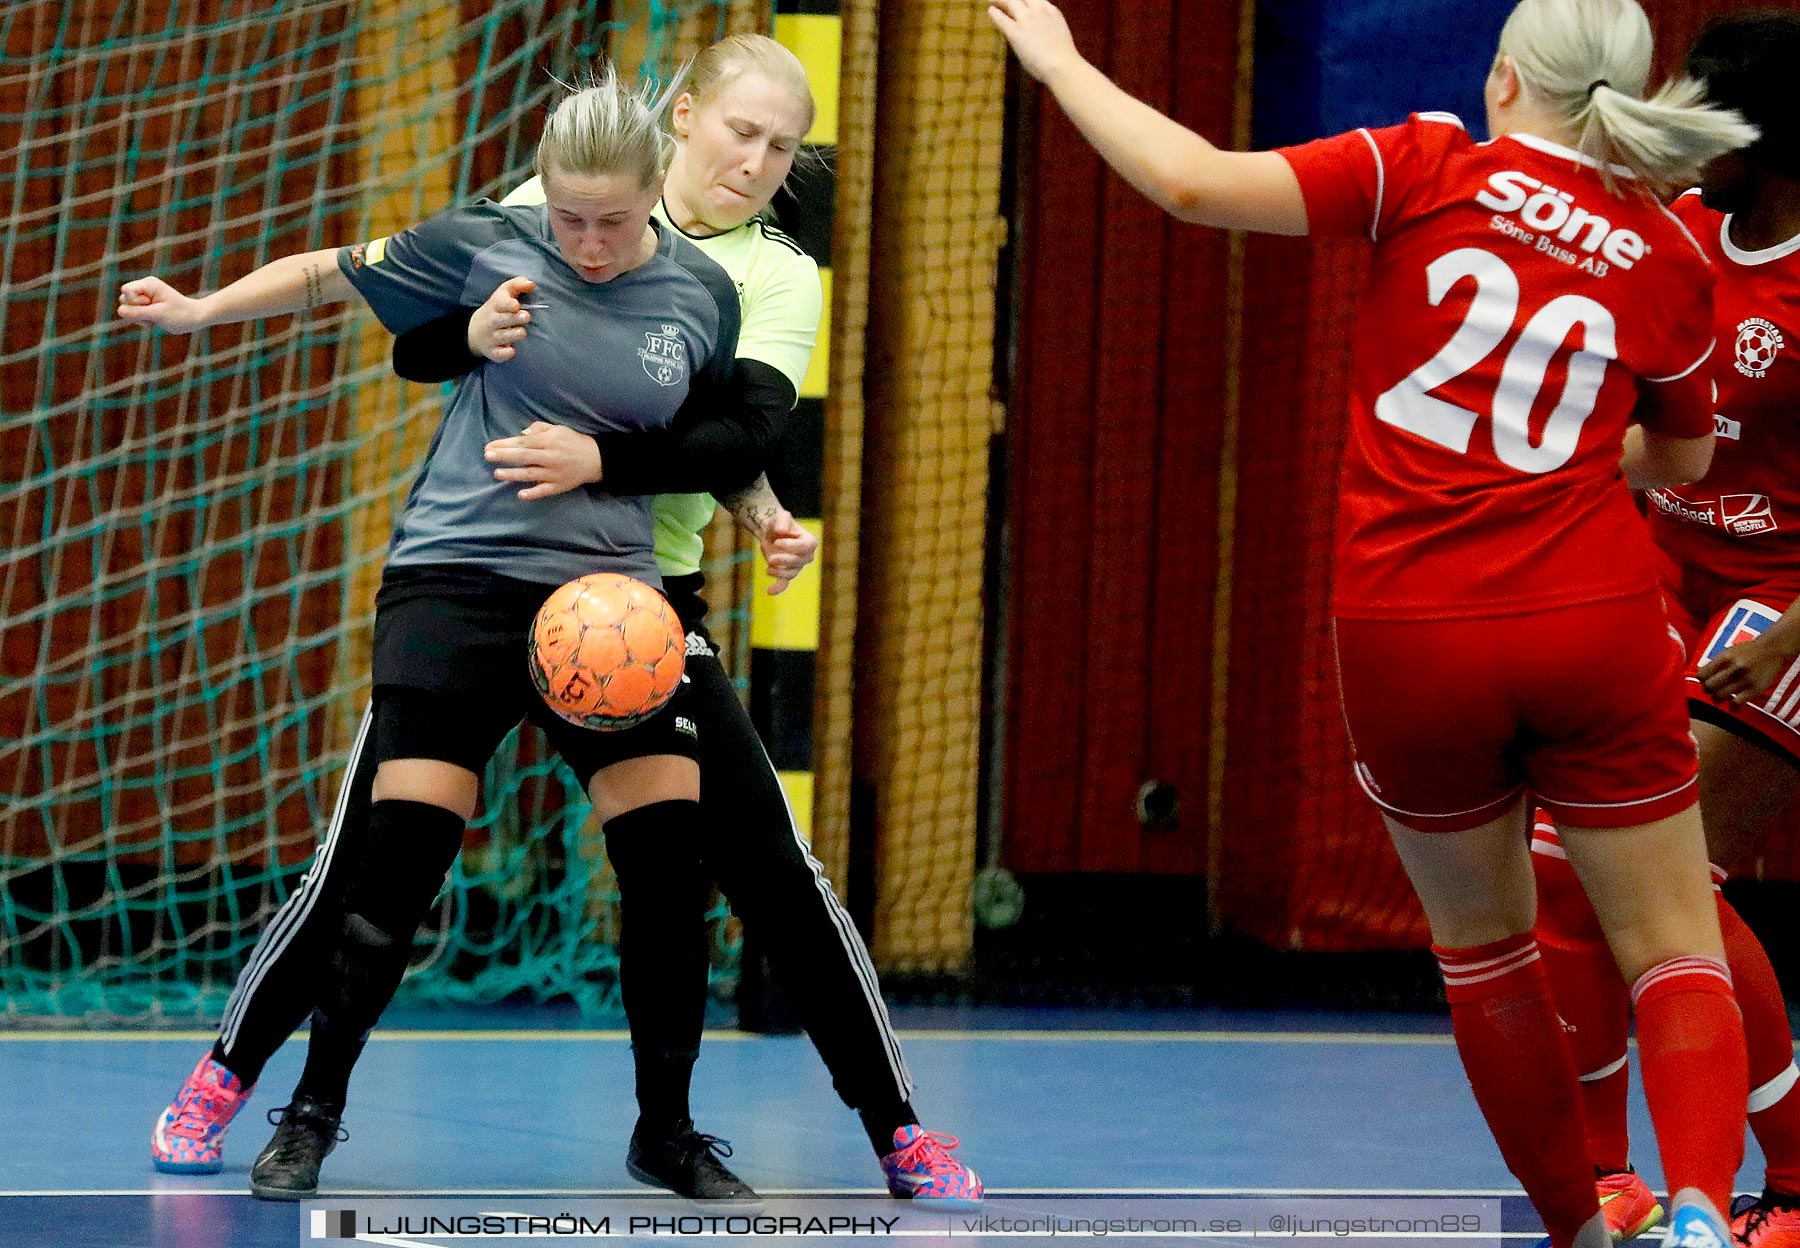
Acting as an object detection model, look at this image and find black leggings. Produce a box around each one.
[213,617,911,1115]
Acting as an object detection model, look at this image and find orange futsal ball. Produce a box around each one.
[528,573,686,730]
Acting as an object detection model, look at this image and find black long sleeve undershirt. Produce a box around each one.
[391,304,792,497]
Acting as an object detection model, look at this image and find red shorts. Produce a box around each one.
[1657,550,1800,766]
[1334,591,1698,832]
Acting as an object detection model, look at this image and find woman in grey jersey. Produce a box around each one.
[140,39,982,1206]
[122,66,752,1201]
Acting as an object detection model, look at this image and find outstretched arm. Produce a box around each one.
[987,0,1306,234]
[118,249,358,334]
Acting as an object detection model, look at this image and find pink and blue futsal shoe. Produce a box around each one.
[881,1126,984,1204]
[152,1053,253,1174]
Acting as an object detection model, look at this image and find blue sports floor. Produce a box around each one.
[0,1006,1766,1245]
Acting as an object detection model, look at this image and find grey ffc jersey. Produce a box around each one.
[339,200,740,589]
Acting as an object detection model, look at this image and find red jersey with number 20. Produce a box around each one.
[1279,114,1717,620]
[1647,191,1800,592]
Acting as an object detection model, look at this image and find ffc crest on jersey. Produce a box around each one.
[1700,600,1782,665]
[640,323,688,387]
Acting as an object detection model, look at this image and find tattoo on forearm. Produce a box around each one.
[723,474,781,534]
[303,263,323,310]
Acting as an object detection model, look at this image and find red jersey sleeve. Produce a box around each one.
[1636,201,1717,439]
[1278,112,1468,241]
[1635,315,1715,439]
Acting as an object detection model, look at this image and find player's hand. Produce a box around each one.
[986,0,1081,83]
[1697,633,1792,706]
[758,510,818,595]
[484,421,602,500]
[117,276,209,333]
[469,276,537,362]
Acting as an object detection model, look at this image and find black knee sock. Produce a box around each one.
[860,1100,921,1157]
[294,914,406,1111]
[605,799,712,1135]
[292,799,464,1110]
[633,1048,700,1135]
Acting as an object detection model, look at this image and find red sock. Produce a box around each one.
[1719,893,1800,1194]
[1533,817,1633,1173]
[1437,934,1598,1247]
[1632,956,1747,1214]
[1538,941,1632,1172]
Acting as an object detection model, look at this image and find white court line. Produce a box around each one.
[0,1028,1458,1045]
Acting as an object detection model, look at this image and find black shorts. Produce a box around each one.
[371,565,701,785]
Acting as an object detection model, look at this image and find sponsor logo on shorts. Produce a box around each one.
[684,631,714,658]
[1721,493,1778,536]
[1700,600,1782,666]
[1711,603,1800,736]
[674,716,698,739]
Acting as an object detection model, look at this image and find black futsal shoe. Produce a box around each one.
[626,1117,759,1200]
[249,1097,347,1200]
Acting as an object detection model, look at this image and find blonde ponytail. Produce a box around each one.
[1499,0,1758,191]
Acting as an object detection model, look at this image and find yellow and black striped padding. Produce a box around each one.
[752,0,841,838]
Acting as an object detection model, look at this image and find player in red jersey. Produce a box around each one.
[1528,14,1800,1245]
[987,1,1756,1245]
